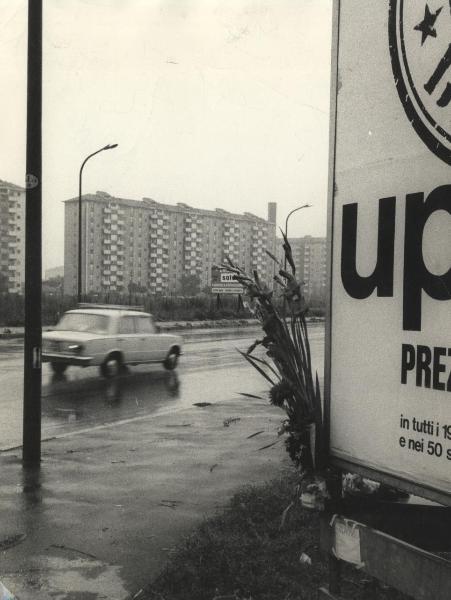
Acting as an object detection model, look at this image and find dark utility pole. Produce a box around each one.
[78,144,118,303]
[23,0,42,466]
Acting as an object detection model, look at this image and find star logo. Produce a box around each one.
[389,0,451,164]
[414,4,443,45]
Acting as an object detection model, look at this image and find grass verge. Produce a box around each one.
[141,472,409,600]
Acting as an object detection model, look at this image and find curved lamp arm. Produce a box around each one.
[79,144,118,184]
[283,203,312,272]
[78,144,118,302]
[284,203,311,238]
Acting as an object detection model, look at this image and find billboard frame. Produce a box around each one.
[324,0,450,508]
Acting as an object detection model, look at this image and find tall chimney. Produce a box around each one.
[267,202,277,224]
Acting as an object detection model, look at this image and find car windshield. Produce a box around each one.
[56,313,110,334]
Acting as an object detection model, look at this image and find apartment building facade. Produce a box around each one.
[64,191,277,296]
[279,236,327,305]
[0,180,25,293]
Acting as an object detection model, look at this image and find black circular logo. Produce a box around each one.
[389,0,451,164]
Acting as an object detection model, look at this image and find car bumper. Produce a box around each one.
[42,353,93,366]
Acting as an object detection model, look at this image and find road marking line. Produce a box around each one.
[0,582,16,600]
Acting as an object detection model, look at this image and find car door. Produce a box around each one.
[117,315,143,364]
[134,316,165,361]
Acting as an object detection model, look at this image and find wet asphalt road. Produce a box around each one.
[0,324,325,451]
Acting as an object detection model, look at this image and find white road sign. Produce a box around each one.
[211,285,244,295]
[220,272,239,283]
[211,267,245,294]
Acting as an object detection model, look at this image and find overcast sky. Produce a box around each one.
[1,0,332,271]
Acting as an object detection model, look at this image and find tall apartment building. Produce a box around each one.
[278,236,327,304]
[0,180,25,293]
[64,191,277,296]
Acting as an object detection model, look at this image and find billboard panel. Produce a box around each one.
[327,1,450,504]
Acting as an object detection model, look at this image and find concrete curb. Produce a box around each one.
[0,317,324,340]
[0,582,16,600]
[1,319,260,339]
[0,319,260,340]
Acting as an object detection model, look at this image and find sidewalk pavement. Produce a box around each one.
[0,394,288,600]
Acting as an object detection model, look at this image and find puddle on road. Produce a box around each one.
[2,555,129,600]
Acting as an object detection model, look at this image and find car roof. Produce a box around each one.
[65,309,152,318]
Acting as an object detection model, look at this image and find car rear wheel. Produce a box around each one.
[50,362,68,375]
[163,348,179,370]
[100,354,122,378]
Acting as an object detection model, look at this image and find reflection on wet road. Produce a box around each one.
[0,325,325,450]
[41,370,182,436]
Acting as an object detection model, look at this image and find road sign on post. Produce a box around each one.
[211,266,245,295]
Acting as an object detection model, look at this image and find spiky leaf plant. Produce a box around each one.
[219,232,325,475]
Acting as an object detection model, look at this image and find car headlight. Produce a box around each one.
[43,340,59,352]
[68,344,84,355]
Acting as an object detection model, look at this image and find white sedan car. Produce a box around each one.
[42,306,183,377]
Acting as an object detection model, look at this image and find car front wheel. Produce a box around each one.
[50,362,68,375]
[163,349,179,370]
[100,354,122,378]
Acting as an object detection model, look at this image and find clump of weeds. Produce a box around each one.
[141,472,409,600]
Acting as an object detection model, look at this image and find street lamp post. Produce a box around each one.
[78,144,118,302]
[23,0,42,467]
[284,203,311,271]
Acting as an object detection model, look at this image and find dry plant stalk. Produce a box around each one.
[219,232,325,475]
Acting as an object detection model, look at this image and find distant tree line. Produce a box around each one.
[0,291,249,327]
[0,272,324,327]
